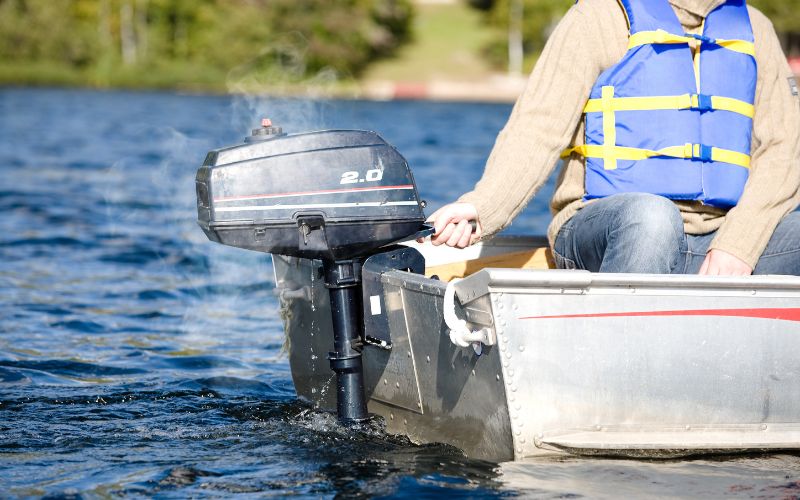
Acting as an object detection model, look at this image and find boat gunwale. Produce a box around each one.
[454,268,800,297]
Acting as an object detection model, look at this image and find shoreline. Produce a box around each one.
[6,60,797,104]
[0,76,528,104]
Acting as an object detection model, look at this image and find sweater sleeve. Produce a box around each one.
[457,1,611,238]
[708,9,800,268]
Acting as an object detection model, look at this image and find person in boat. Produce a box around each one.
[427,0,800,275]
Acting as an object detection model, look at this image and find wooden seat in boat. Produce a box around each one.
[425,246,555,281]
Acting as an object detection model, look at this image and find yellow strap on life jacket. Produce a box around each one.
[601,86,618,170]
[561,143,751,169]
[628,29,755,57]
[582,93,754,118]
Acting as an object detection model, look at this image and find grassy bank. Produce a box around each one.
[363,2,496,83]
[0,60,229,92]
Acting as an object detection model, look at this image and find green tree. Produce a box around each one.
[0,0,415,89]
[0,0,97,65]
[749,0,800,54]
[465,0,572,71]
[192,0,414,85]
[749,0,800,34]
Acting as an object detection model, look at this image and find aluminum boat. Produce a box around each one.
[274,236,800,461]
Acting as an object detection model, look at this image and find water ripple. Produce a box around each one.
[0,359,146,379]
[49,320,107,334]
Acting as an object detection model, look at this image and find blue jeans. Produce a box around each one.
[553,193,800,275]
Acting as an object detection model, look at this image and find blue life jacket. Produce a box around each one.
[563,0,757,208]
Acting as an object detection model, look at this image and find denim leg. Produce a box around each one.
[553,193,687,273]
[683,232,715,274]
[681,210,800,275]
[753,211,800,275]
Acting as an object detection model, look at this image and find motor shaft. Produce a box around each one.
[323,259,368,423]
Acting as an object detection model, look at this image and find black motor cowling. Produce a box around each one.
[196,123,430,424]
[196,124,427,261]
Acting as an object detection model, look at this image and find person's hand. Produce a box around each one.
[698,249,752,276]
[418,202,482,248]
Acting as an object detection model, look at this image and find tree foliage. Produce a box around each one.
[464,0,572,69]
[749,0,800,35]
[0,0,414,87]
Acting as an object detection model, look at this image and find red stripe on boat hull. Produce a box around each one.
[520,308,800,322]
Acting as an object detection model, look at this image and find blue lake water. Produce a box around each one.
[1,87,799,498]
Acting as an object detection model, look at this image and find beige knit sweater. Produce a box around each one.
[458,0,800,268]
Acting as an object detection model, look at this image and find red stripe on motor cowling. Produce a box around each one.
[519,308,800,322]
[213,184,414,202]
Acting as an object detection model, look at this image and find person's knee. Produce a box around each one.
[610,193,683,244]
[602,193,684,273]
[568,193,684,273]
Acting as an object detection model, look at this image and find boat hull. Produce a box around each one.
[273,238,800,461]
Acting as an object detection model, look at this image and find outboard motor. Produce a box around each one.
[196,120,430,422]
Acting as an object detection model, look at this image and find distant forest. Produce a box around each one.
[0,0,414,89]
[0,0,797,91]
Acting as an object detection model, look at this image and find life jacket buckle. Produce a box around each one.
[688,33,716,45]
[690,94,713,112]
[691,144,714,162]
